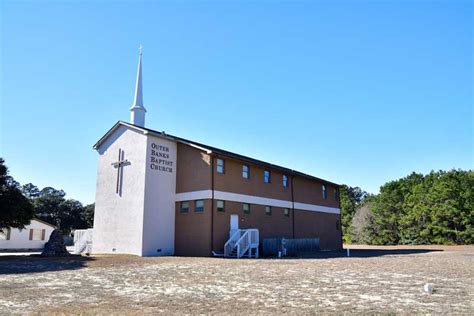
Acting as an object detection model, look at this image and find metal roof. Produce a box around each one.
[94,121,340,187]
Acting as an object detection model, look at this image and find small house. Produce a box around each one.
[0,219,56,250]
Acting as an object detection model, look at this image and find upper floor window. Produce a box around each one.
[217,158,225,174]
[282,175,288,188]
[265,206,272,215]
[195,200,204,212]
[322,185,328,199]
[180,201,189,213]
[283,208,290,217]
[217,200,225,212]
[242,165,249,179]
[264,170,271,183]
[334,188,339,200]
[242,203,250,214]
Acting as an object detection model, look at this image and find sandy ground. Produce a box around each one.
[0,245,473,314]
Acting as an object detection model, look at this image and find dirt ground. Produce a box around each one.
[0,245,473,314]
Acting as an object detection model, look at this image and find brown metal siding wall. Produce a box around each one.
[175,143,213,256]
[176,143,212,193]
[293,177,340,208]
[213,157,292,201]
[212,201,293,253]
[174,200,213,256]
[174,143,342,255]
[294,210,343,250]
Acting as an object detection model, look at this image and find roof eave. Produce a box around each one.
[33,218,57,229]
[93,122,340,187]
[93,121,150,150]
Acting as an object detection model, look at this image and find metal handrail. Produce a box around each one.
[224,228,259,258]
[235,229,259,258]
[224,229,243,257]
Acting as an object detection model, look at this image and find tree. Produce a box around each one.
[0,159,94,235]
[59,199,88,232]
[34,187,93,234]
[350,197,377,244]
[0,158,35,231]
[368,172,424,245]
[340,185,369,243]
[21,183,41,199]
[423,170,473,244]
[365,170,473,245]
[34,187,67,230]
[398,172,436,244]
[82,203,95,228]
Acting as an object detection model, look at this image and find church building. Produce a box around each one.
[92,48,342,257]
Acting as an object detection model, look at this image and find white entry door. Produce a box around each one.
[230,214,239,238]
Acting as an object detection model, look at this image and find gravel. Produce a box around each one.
[0,245,473,314]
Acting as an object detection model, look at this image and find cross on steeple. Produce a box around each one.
[111,148,130,196]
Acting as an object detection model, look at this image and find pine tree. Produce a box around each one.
[0,158,35,231]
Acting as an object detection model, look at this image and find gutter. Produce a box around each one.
[291,175,295,239]
[338,187,343,249]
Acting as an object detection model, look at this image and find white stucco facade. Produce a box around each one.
[93,126,148,255]
[142,136,177,256]
[0,219,55,250]
[92,125,177,256]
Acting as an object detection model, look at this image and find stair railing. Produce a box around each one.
[236,231,249,258]
[235,229,259,258]
[224,228,259,258]
[224,229,243,257]
[74,229,93,254]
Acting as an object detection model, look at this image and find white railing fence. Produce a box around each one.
[224,229,243,257]
[224,229,259,258]
[74,229,93,254]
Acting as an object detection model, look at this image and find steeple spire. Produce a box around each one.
[130,45,147,127]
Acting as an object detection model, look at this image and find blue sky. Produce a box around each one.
[1,0,472,204]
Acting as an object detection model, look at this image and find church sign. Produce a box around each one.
[150,142,173,173]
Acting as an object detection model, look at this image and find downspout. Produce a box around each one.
[337,185,343,250]
[210,155,215,255]
[291,175,295,239]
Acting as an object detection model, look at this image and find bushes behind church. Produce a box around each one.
[342,169,473,245]
[2,158,93,234]
[20,183,94,234]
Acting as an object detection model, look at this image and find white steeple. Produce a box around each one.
[130,45,147,127]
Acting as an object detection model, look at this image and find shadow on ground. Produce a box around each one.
[286,248,443,259]
[0,255,94,275]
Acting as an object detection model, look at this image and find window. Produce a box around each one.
[30,229,44,241]
[180,201,189,213]
[217,200,225,212]
[282,175,288,188]
[195,200,204,212]
[242,203,250,214]
[334,188,339,200]
[283,208,290,217]
[322,184,327,199]
[217,158,225,174]
[242,165,249,179]
[0,229,10,240]
[336,220,340,231]
[264,170,271,183]
[265,206,272,215]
